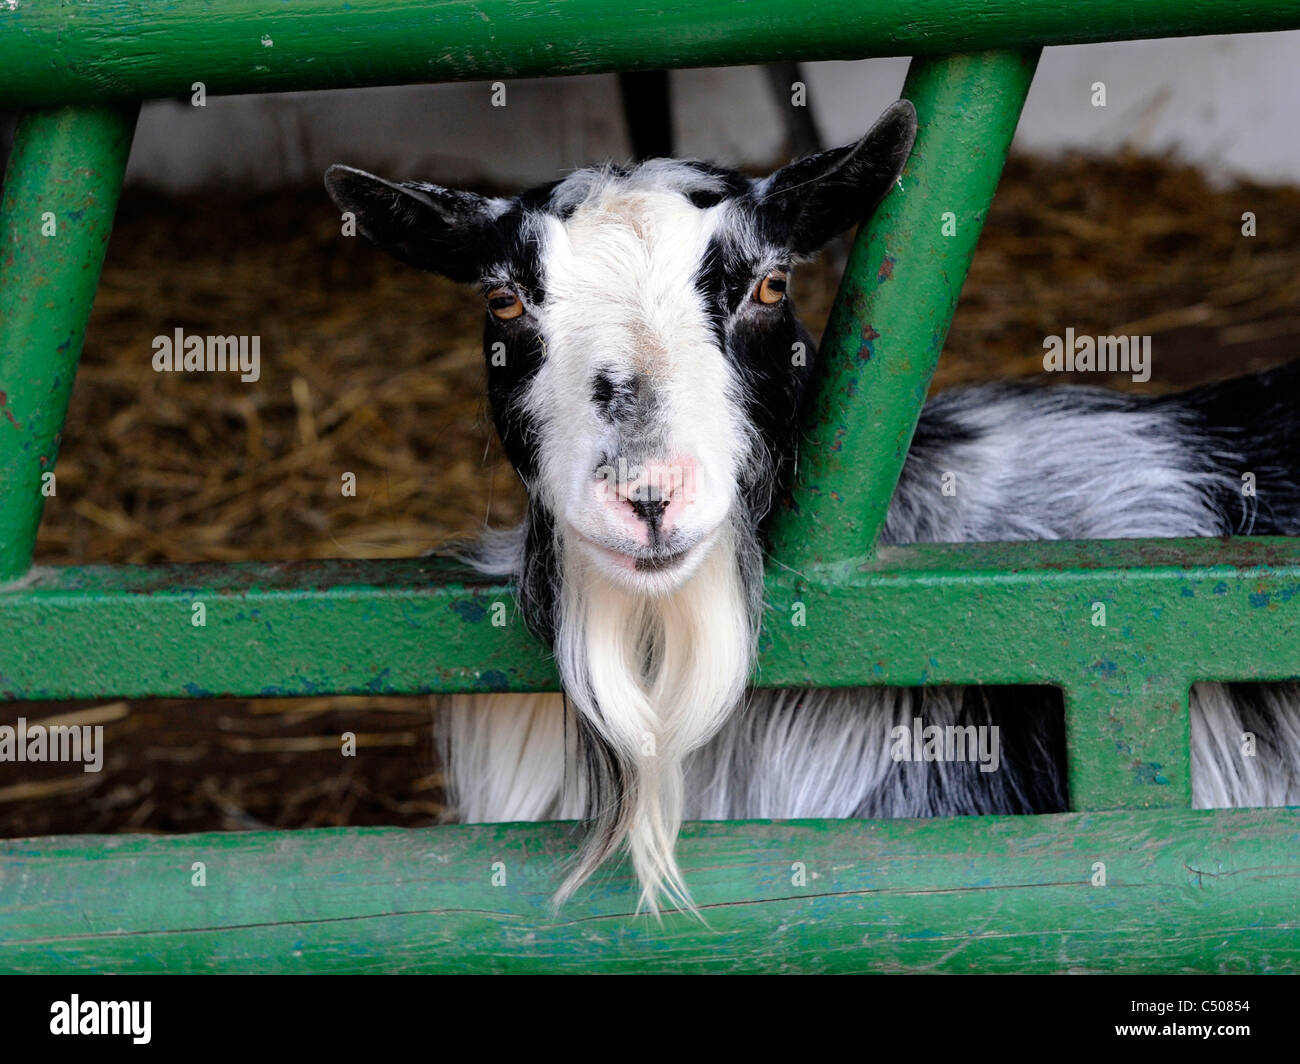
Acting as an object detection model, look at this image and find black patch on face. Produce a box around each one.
[691,241,730,349]
[487,204,546,305]
[516,501,562,645]
[692,212,819,530]
[731,313,818,525]
[591,371,654,431]
[696,195,799,314]
[483,318,546,483]
[480,208,551,483]
[591,372,615,411]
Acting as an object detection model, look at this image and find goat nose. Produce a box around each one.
[625,494,670,524]
[595,457,696,547]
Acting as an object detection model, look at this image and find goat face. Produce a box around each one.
[326,100,916,910]
[326,102,916,599]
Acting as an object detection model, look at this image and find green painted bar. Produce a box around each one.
[4,538,1300,807]
[6,539,1300,699]
[1065,684,1191,811]
[0,104,138,580]
[760,536,1300,809]
[3,809,1298,973]
[1,0,1297,106]
[771,51,1038,569]
[0,555,560,700]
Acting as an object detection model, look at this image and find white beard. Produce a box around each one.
[551,519,757,913]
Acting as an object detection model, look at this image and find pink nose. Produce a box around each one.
[596,457,697,547]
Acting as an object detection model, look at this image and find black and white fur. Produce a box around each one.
[326,100,1300,913]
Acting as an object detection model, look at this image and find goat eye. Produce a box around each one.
[487,286,525,320]
[753,270,788,306]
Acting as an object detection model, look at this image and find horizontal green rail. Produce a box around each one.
[1,0,1298,106]
[5,537,1300,808]
[3,539,1299,698]
[3,810,1298,973]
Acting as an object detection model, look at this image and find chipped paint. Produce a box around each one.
[0,392,19,429]
[857,323,881,363]
[451,599,487,624]
[1133,762,1170,786]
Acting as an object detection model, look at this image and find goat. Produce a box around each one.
[325,99,1300,914]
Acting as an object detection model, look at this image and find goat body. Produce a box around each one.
[326,101,1300,912]
[446,367,1300,824]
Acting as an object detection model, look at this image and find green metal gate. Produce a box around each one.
[2,1,1300,973]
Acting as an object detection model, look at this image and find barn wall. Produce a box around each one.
[123,32,1300,192]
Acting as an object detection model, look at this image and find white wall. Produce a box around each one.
[124,31,1300,192]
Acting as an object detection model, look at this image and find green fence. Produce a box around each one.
[2,1,1300,973]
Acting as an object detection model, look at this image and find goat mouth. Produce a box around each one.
[570,529,695,574]
[632,548,691,572]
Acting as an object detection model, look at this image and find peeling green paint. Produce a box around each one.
[3,810,1299,973]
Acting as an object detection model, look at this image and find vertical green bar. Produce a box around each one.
[0,104,138,580]
[770,51,1039,571]
[1065,683,1192,810]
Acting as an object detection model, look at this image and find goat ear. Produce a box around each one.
[758,99,917,256]
[324,165,506,282]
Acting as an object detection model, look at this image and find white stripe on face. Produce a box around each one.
[524,181,750,590]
